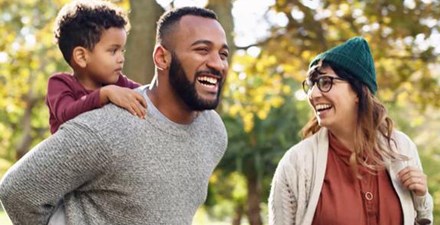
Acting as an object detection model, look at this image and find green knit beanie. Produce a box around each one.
[309,36,377,94]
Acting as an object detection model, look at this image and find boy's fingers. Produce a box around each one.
[136,102,146,118]
[134,93,147,108]
[132,101,147,119]
[131,103,143,118]
[129,107,137,116]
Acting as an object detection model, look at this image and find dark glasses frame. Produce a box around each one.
[302,75,346,94]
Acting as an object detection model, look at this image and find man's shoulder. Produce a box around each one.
[199,110,226,130]
[133,85,149,94]
[64,104,133,131]
[202,109,222,120]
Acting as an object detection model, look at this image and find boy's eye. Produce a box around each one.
[108,48,120,54]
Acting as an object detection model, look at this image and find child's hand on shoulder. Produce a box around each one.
[101,85,147,119]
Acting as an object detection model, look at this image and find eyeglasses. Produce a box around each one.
[302,75,346,94]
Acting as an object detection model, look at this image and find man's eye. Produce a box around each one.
[220,52,229,59]
[196,48,209,53]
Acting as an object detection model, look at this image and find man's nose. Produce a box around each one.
[206,53,227,73]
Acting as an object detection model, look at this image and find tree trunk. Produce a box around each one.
[232,203,244,225]
[246,173,263,225]
[15,74,39,160]
[207,0,235,54]
[125,0,163,84]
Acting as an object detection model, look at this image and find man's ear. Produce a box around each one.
[72,46,88,68]
[153,45,171,71]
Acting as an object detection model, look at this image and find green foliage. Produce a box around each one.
[267,0,440,108]
[206,171,248,220]
[220,60,308,203]
[1,0,440,224]
[216,0,440,223]
[0,0,69,177]
[0,0,130,177]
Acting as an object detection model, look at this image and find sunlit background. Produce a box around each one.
[1,0,440,224]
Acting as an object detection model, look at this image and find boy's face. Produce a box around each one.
[84,27,127,85]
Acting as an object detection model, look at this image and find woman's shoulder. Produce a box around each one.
[390,129,418,155]
[391,130,414,146]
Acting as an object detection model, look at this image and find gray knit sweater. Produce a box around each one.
[0,86,228,225]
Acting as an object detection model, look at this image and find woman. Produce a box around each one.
[268,37,433,225]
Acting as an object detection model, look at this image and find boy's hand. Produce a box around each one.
[101,85,147,119]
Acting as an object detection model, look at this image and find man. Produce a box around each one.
[0,6,229,225]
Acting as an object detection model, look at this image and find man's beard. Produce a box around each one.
[168,53,223,111]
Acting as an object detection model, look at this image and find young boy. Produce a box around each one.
[46,0,146,134]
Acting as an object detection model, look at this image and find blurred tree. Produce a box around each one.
[1,0,440,224]
[0,0,67,170]
[218,0,440,224]
[0,0,130,172]
[207,0,236,55]
[220,74,306,225]
[124,0,163,84]
[267,0,440,108]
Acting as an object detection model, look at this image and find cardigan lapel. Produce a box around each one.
[301,128,329,225]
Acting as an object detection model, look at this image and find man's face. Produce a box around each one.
[167,15,229,111]
[169,52,223,110]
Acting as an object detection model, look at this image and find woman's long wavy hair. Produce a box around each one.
[301,61,407,177]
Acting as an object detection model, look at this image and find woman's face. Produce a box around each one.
[307,66,359,132]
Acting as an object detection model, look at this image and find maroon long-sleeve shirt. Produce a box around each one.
[46,73,140,134]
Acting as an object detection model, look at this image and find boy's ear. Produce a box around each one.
[153,45,171,71]
[72,46,88,68]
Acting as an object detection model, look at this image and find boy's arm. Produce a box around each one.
[100,85,147,118]
[0,123,111,225]
[47,75,102,124]
[116,74,142,89]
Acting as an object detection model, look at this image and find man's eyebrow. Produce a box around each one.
[191,40,229,50]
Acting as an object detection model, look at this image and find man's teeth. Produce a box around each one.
[316,104,331,111]
[198,76,218,85]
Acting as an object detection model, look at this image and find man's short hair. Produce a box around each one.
[156,7,217,48]
[54,0,129,65]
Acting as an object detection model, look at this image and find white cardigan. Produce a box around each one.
[268,128,433,225]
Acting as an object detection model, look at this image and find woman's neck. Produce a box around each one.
[329,126,356,151]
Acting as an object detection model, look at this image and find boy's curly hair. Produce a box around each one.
[54,0,130,65]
